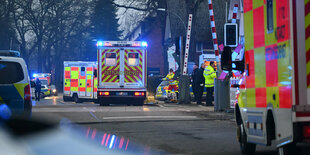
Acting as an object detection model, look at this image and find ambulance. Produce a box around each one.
[96,41,147,106]
[221,0,310,154]
[33,73,51,85]
[63,61,98,103]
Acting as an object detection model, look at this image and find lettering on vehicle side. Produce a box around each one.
[265,44,286,61]
[103,70,140,76]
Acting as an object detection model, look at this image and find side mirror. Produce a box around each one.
[221,46,232,71]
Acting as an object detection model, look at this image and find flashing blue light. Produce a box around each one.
[141,41,148,47]
[109,135,116,149]
[96,41,103,47]
[0,104,12,120]
[33,73,38,78]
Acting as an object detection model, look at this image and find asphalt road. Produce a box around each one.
[30,95,310,155]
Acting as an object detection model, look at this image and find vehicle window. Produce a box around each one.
[128,53,139,66]
[160,81,169,86]
[41,86,45,88]
[0,61,24,84]
[267,0,273,33]
[105,53,116,66]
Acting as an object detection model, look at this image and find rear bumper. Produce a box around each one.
[98,91,146,100]
[293,122,310,143]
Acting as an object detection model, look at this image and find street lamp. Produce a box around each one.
[157,8,187,33]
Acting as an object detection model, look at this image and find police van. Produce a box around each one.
[0,50,32,118]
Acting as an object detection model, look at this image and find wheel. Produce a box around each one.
[277,143,296,155]
[73,94,80,103]
[238,124,256,154]
[63,96,71,102]
[23,101,32,119]
[99,99,109,106]
[133,99,144,106]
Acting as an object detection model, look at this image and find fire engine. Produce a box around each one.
[221,0,310,154]
[96,41,147,106]
[63,61,98,103]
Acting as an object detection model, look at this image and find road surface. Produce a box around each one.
[30,95,310,155]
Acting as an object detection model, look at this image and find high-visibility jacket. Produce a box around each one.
[203,65,217,87]
[163,72,175,83]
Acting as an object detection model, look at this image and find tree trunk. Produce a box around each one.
[37,40,43,72]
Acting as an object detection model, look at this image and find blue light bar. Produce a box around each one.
[33,73,38,78]
[96,41,103,47]
[141,41,148,47]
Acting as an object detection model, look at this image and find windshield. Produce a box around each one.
[1,0,310,155]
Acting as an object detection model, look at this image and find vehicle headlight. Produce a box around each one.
[52,89,56,93]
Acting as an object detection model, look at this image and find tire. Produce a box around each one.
[133,99,144,106]
[99,99,109,106]
[238,124,256,154]
[63,96,71,102]
[277,143,296,155]
[23,101,32,119]
[73,94,80,103]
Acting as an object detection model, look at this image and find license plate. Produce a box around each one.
[116,92,128,96]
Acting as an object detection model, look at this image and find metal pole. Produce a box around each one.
[226,2,228,23]
[182,14,193,75]
[207,0,221,111]
[179,36,184,74]
[207,0,221,73]
[232,4,239,23]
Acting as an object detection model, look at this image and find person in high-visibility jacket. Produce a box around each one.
[163,68,178,93]
[203,61,217,106]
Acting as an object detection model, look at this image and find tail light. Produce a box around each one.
[134,92,145,96]
[24,84,31,101]
[99,92,109,96]
[163,86,168,90]
[303,126,310,138]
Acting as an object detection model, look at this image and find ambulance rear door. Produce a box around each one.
[64,63,80,97]
[122,48,146,89]
[63,62,71,96]
[99,48,121,88]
